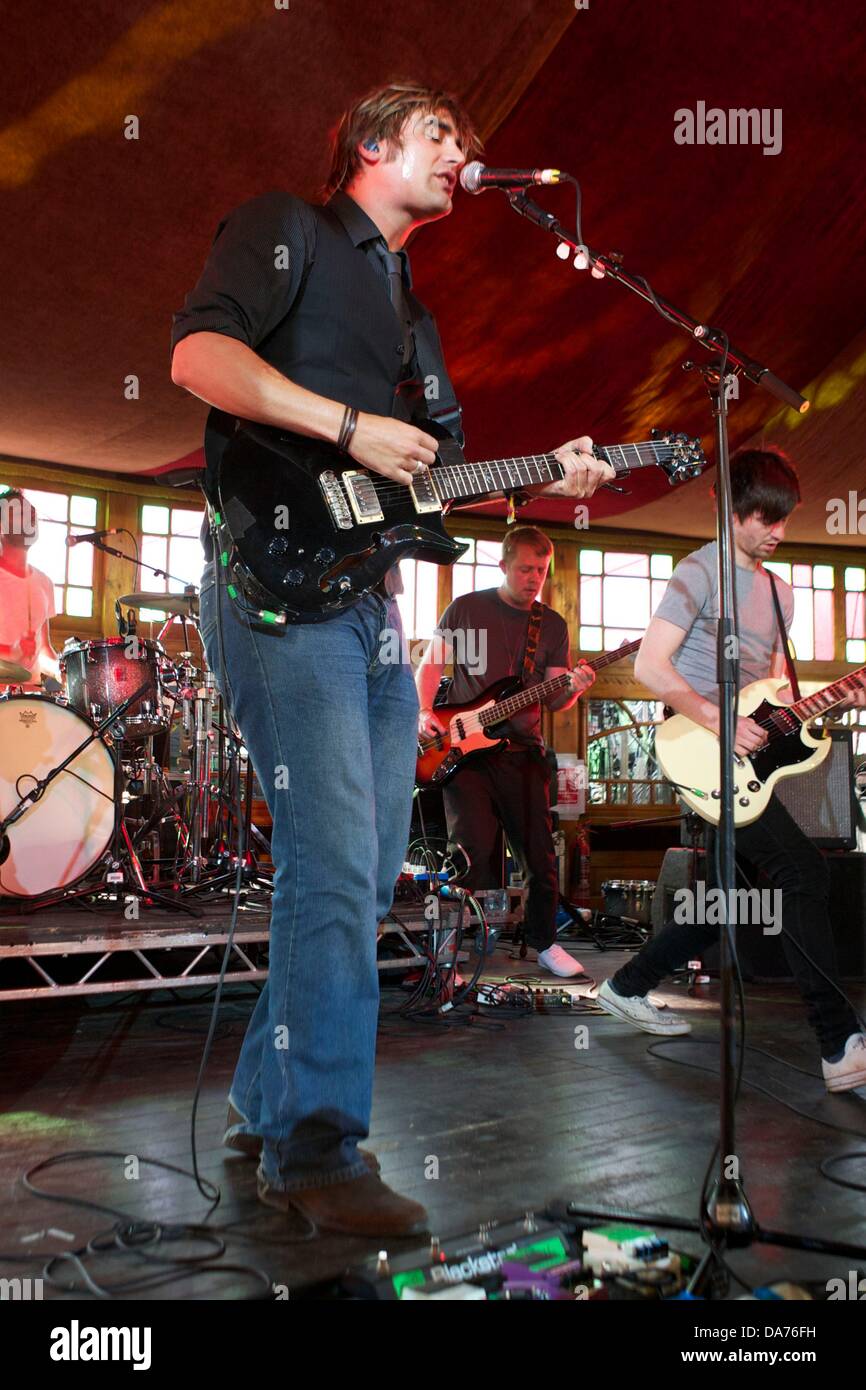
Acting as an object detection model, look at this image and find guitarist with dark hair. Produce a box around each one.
[416,526,595,977]
[596,449,866,1093]
[171,81,614,1239]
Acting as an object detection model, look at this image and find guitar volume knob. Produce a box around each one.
[268,536,290,558]
[284,568,305,586]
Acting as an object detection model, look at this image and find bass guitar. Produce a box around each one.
[654,665,866,826]
[416,638,642,786]
[210,421,705,623]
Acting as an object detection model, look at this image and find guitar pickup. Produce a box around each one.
[319,470,354,530]
[343,471,384,524]
[409,466,442,515]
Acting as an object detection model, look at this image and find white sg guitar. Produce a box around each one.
[655,666,866,827]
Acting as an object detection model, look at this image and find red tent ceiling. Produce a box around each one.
[1,0,864,546]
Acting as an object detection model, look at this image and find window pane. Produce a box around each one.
[579,548,603,575]
[168,535,204,589]
[170,507,205,537]
[845,566,866,592]
[579,625,603,650]
[416,562,439,638]
[790,591,814,661]
[814,590,835,660]
[476,539,501,566]
[846,591,866,640]
[650,553,673,579]
[142,504,170,535]
[792,563,812,587]
[141,535,168,591]
[813,565,834,590]
[395,582,415,642]
[65,586,93,617]
[764,560,791,584]
[70,495,97,526]
[28,519,68,583]
[67,539,94,586]
[580,575,602,625]
[651,579,667,613]
[23,488,68,522]
[451,565,474,599]
[604,551,648,577]
[474,565,500,592]
[847,639,866,664]
[604,576,650,628]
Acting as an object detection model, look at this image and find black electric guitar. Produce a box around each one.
[210,419,705,624]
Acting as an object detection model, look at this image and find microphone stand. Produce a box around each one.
[503,189,866,1282]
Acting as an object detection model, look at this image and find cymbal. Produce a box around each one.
[0,658,33,683]
[120,591,200,618]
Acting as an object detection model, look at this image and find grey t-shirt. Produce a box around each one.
[653,541,794,705]
[434,588,570,747]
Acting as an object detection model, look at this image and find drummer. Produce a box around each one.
[0,489,62,690]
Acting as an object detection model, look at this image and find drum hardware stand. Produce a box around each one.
[497,178,866,1280]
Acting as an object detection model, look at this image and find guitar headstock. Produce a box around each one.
[651,429,707,485]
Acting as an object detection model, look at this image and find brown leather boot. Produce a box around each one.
[257,1170,429,1237]
[224,1105,380,1174]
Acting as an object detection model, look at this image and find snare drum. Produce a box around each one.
[61,636,171,739]
[601,878,657,925]
[0,694,116,897]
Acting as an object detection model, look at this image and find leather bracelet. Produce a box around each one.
[337,406,359,454]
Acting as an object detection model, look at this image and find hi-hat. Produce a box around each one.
[120,591,200,618]
[0,659,33,683]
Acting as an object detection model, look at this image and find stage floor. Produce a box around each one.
[1,909,865,1300]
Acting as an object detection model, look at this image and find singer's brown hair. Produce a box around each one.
[324,81,483,196]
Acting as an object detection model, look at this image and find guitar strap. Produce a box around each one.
[768,571,801,700]
[521,601,544,684]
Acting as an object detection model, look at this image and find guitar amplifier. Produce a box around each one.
[773,728,857,850]
[652,848,866,981]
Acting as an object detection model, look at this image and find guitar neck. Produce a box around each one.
[479,638,642,727]
[432,442,678,502]
[784,665,866,728]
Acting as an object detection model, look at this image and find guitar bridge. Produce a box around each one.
[343,471,384,524]
[409,465,442,515]
[319,471,353,530]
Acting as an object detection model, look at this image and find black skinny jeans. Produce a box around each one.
[612,794,859,1058]
[442,746,559,951]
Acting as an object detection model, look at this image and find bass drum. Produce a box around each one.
[0,694,116,898]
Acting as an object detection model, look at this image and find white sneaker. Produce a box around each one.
[596,978,691,1036]
[822,1033,866,1093]
[537,944,584,978]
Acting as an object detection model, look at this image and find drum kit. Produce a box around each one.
[0,590,271,910]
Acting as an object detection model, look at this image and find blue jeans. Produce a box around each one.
[199,564,418,1190]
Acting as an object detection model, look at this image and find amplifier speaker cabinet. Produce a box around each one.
[651,847,866,981]
[773,728,857,849]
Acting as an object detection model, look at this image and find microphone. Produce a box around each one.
[67,529,122,547]
[459,162,563,194]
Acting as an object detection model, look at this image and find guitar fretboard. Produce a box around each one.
[479,638,642,726]
[430,442,678,501]
[755,665,866,739]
